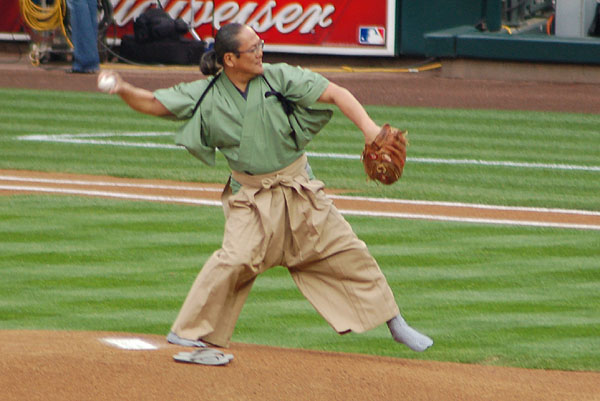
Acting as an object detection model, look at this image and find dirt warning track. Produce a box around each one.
[2,169,600,231]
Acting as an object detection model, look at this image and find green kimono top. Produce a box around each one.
[154,63,332,176]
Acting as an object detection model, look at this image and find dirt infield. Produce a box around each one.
[2,330,600,401]
[2,53,600,400]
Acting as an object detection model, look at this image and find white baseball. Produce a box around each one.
[98,75,116,93]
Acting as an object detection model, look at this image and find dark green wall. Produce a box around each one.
[399,0,485,55]
[398,0,600,64]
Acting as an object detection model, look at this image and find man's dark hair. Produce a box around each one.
[200,23,245,76]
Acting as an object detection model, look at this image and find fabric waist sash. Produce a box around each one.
[231,153,308,189]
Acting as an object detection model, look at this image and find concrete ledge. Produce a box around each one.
[425,25,600,65]
[456,33,600,64]
[424,25,479,58]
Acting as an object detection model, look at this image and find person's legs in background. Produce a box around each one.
[67,0,100,72]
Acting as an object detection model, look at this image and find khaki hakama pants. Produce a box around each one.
[171,154,399,347]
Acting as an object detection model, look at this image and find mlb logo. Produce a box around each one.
[359,27,386,45]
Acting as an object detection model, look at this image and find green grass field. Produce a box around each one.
[1,88,599,371]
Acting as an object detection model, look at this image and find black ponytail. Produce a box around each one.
[200,49,219,76]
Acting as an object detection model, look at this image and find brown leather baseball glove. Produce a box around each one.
[361,124,407,185]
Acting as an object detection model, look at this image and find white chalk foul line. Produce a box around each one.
[341,210,600,231]
[3,175,598,217]
[2,182,599,231]
[308,154,600,172]
[16,133,600,172]
[0,175,222,193]
[0,185,222,207]
[328,194,600,217]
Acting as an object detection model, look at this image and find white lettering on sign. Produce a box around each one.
[110,0,335,34]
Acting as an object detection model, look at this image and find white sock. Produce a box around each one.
[387,315,433,352]
[167,331,206,348]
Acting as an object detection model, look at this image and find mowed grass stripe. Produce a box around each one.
[0,195,216,334]
[1,88,599,210]
[1,195,598,370]
[1,88,599,370]
[349,216,599,370]
[355,106,600,164]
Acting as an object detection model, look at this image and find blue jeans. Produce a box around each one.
[67,0,100,71]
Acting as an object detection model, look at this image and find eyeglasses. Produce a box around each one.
[237,40,265,55]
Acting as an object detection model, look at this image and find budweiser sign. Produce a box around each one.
[0,0,395,56]
[112,0,335,33]
[107,0,395,56]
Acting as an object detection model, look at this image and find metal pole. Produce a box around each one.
[189,0,202,41]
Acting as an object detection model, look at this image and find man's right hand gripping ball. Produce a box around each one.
[361,124,407,185]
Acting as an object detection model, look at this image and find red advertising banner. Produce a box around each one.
[1,0,25,34]
[3,0,397,56]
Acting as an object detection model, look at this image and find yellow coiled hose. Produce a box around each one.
[19,0,73,48]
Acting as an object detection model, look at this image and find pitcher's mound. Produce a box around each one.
[0,330,597,400]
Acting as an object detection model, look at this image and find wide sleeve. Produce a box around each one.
[153,80,210,120]
[264,63,330,107]
[263,64,333,148]
[154,79,217,166]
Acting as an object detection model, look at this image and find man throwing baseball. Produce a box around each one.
[98,23,433,354]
